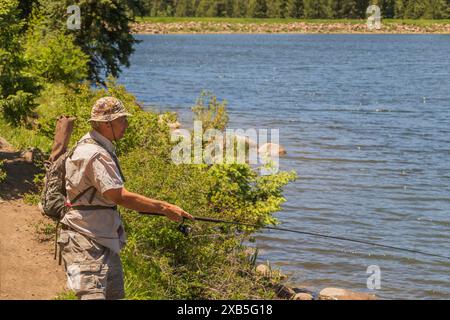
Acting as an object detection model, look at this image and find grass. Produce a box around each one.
[23,192,41,206]
[135,17,450,26]
[33,219,57,242]
[54,290,78,300]
[0,117,52,152]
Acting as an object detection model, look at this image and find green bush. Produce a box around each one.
[192,91,229,131]
[24,14,90,85]
[2,68,296,299]
[0,0,41,126]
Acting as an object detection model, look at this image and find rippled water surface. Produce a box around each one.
[119,34,450,299]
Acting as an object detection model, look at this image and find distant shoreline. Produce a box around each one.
[131,18,450,35]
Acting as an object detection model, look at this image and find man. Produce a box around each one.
[58,97,193,300]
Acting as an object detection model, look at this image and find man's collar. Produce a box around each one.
[89,130,116,154]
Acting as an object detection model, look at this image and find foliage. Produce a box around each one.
[192,91,229,132]
[0,116,52,151]
[54,290,78,300]
[24,13,90,85]
[38,0,140,83]
[136,0,450,19]
[33,219,57,242]
[120,146,295,299]
[0,0,41,125]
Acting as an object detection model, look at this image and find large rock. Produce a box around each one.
[318,287,377,300]
[255,264,271,277]
[294,293,314,300]
[258,143,287,156]
[274,284,296,299]
[167,121,181,130]
[158,114,181,130]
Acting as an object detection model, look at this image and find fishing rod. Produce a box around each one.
[141,212,450,261]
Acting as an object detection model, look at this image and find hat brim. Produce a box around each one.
[88,113,132,122]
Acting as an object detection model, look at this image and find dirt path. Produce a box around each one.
[0,139,66,300]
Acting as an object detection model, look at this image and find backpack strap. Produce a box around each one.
[70,186,96,205]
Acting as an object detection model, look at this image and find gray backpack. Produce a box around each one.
[39,138,101,221]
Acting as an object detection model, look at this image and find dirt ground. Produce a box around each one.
[0,139,66,300]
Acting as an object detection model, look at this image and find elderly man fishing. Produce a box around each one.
[57,97,193,300]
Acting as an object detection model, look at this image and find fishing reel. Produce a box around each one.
[178,218,192,236]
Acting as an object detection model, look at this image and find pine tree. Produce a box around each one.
[231,0,246,17]
[223,0,235,17]
[175,0,191,16]
[395,0,406,18]
[303,0,328,18]
[247,0,268,18]
[377,0,396,18]
[327,0,338,18]
[0,0,40,125]
[285,0,304,18]
[404,0,427,18]
[338,0,358,18]
[425,0,448,18]
[355,0,370,18]
[196,0,212,16]
[39,0,139,83]
[267,0,284,18]
[139,0,450,19]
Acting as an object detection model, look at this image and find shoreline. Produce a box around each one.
[131,20,450,35]
[0,136,376,300]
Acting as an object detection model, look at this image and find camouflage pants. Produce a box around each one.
[58,228,125,300]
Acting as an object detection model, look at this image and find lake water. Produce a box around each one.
[119,34,450,299]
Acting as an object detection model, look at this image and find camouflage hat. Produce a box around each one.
[88,97,132,122]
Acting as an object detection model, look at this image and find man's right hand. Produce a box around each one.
[162,203,194,222]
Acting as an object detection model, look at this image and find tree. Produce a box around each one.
[376,0,396,18]
[231,0,246,17]
[39,0,139,84]
[266,0,284,18]
[175,0,192,16]
[0,0,40,125]
[337,0,358,18]
[196,0,215,16]
[424,0,448,18]
[355,0,370,18]
[247,0,268,18]
[303,0,329,18]
[24,13,90,85]
[284,0,304,18]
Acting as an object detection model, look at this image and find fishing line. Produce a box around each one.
[142,212,450,261]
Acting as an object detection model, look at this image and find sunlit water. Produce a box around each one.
[119,34,450,299]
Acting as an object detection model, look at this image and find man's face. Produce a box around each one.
[110,116,129,140]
